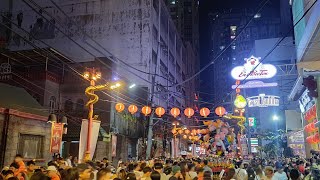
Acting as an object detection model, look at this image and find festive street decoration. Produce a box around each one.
[215,106,226,117]
[155,107,165,117]
[115,103,125,113]
[141,106,152,116]
[200,107,210,117]
[304,105,317,121]
[305,122,317,133]
[234,95,247,109]
[184,107,195,118]
[128,105,138,114]
[170,107,180,118]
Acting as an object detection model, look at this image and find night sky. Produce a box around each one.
[198,0,279,97]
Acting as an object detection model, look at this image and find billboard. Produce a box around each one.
[231,56,277,80]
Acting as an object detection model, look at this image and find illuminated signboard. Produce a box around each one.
[231,56,277,80]
[231,80,278,89]
[247,94,280,107]
[248,117,256,127]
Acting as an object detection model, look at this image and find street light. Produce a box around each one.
[129,84,136,89]
[83,68,121,161]
[273,115,279,121]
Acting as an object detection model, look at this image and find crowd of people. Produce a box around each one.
[1,154,320,180]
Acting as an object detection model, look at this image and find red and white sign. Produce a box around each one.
[50,122,64,153]
[231,56,277,80]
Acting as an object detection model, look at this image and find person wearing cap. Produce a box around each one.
[272,162,288,180]
[169,166,183,180]
[47,166,60,180]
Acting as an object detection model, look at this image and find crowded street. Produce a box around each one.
[1,0,320,179]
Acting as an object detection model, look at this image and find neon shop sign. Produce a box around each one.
[247,94,280,107]
[231,56,277,80]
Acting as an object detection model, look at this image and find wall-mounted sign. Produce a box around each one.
[299,89,315,113]
[247,94,280,107]
[248,117,256,127]
[232,80,278,89]
[231,56,277,80]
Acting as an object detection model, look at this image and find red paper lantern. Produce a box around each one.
[128,105,138,114]
[170,107,180,118]
[200,107,210,118]
[215,106,226,117]
[142,106,152,116]
[313,133,320,143]
[115,103,125,113]
[155,107,165,117]
[184,108,195,118]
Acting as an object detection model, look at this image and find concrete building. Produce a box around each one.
[0,0,198,160]
[288,0,320,158]
[208,1,293,110]
[0,83,50,167]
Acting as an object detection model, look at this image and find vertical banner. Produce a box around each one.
[50,122,64,153]
[171,139,175,158]
[112,134,117,157]
[191,144,196,157]
[79,119,101,162]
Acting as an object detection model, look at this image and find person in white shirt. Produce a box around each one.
[272,162,288,180]
[234,162,248,180]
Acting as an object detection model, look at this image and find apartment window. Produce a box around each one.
[49,96,56,113]
[18,134,44,159]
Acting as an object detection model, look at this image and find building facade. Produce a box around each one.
[0,0,198,160]
[208,1,293,109]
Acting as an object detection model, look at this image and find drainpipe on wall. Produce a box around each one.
[0,109,10,168]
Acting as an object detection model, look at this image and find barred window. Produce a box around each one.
[18,134,44,159]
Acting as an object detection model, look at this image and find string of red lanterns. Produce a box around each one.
[114,104,227,118]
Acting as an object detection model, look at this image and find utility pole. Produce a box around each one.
[146,74,156,160]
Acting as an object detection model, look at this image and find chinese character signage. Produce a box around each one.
[50,122,64,153]
[247,94,280,107]
[231,80,278,89]
[231,56,277,80]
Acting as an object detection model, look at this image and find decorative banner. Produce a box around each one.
[79,119,101,162]
[231,56,277,80]
[248,117,256,127]
[247,94,280,107]
[50,122,64,153]
[112,134,117,157]
[287,130,306,158]
[231,80,278,89]
[299,89,314,113]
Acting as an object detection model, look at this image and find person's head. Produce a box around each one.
[143,167,152,177]
[153,163,163,173]
[172,166,181,177]
[188,164,195,172]
[30,172,51,180]
[196,167,204,176]
[126,173,136,180]
[77,163,94,180]
[2,170,14,179]
[14,154,23,163]
[7,177,18,180]
[163,166,172,175]
[290,169,300,180]
[60,168,79,180]
[140,162,147,171]
[202,160,208,166]
[102,158,108,164]
[255,167,263,176]
[27,160,36,171]
[133,163,140,171]
[264,166,274,178]
[247,167,256,180]
[225,168,235,180]
[150,171,161,180]
[118,169,127,179]
[127,164,135,172]
[46,166,58,178]
[9,163,19,172]
[203,171,211,178]
[97,168,112,180]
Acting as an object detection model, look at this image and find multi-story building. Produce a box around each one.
[0,0,198,161]
[289,0,320,158]
[208,1,293,111]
